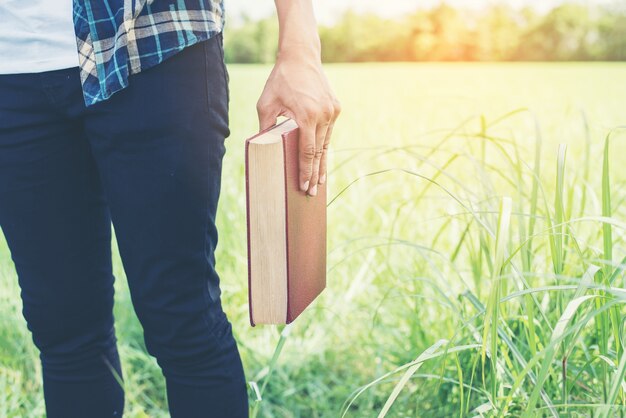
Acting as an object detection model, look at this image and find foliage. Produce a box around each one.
[224,2,626,63]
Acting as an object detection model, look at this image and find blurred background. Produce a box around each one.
[2,1,626,417]
[224,0,626,63]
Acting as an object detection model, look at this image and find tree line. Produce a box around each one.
[223,2,626,63]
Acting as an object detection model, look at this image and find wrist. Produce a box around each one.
[277,37,322,63]
[275,0,321,62]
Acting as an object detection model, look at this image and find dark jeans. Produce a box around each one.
[0,33,249,417]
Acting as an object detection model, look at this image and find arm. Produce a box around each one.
[256,0,341,197]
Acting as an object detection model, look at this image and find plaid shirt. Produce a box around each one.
[74,0,224,106]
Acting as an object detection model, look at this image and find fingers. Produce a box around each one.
[314,98,341,189]
[299,98,341,196]
[317,122,333,185]
[307,121,330,196]
[298,121,316,193]
[256,100,277,131]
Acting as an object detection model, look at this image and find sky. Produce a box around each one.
[225,0,616,25]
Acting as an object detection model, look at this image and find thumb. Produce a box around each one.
[257,102,278,132]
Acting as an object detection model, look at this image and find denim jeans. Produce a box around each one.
[0,33,249,417]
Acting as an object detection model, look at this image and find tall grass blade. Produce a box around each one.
[602,133,613,282]
[600,345,626,418]
[481,197,512,405]
[340,343,482,417]
[522,295,597,417]
[377,340,448,418]
[523,115,543,360]
[250,324,292,418]
[552,144,566,278]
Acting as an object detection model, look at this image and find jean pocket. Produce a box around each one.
[202,32,230,140]
[216,32,230,106]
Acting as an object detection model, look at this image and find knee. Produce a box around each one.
[23,298,117,380]
[138,308,243,385]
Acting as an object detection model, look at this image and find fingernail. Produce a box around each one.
[309,184,317,196]
[301,180,309,192]
[319,174,326,184]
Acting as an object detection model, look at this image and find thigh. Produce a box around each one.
[0,73,115,353]
[83,34,231,358]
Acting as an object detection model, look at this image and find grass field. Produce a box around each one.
[2,63,626,417]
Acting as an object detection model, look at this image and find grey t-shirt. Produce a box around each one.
[0,0,78,74]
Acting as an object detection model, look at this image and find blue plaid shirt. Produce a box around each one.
[74,0,224,106]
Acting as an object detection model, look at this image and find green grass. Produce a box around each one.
[2,62,626,417]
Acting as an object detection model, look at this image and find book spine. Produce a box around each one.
[244,138,256,327]
[282,133,293,324]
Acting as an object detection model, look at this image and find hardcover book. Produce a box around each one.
[244,118,327,326]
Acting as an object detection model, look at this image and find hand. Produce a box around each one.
[256,50,341,197]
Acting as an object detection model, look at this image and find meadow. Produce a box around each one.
[1,62,626,417]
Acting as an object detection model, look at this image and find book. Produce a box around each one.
[244,118,327,326]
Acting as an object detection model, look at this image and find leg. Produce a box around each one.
[0,71,124,417]
[84,34,248,417]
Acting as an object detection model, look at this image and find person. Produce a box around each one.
[0,0,340,416]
